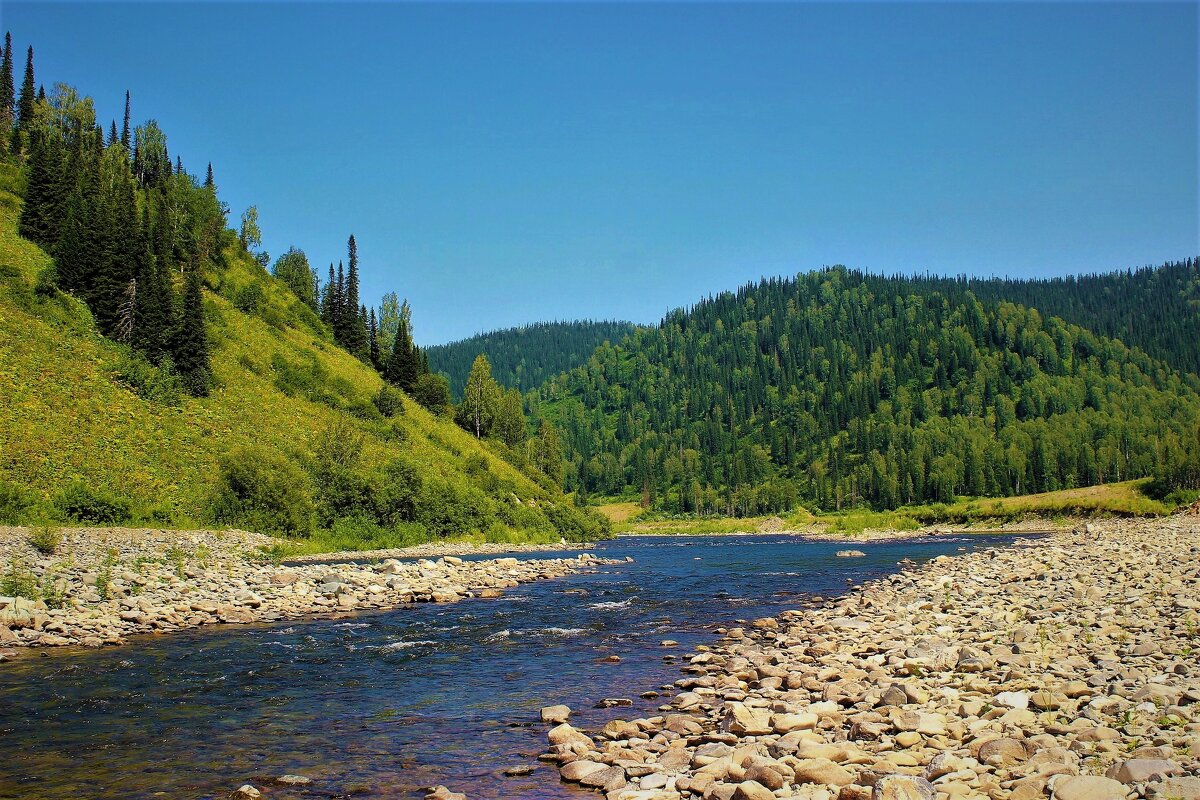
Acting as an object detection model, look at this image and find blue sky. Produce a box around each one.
[4,2,1197,345]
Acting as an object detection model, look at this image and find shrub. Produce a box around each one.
[113,349,184,405]
[313,464,379,526]
[211,446,316,537]
[376,456,423,525]
[54,480,133,524]
[416,478,493,538]
[233,282,265,314]
[34,265,58,297]
[545,502,612,542]
[28,525,63,555]
[0,480,35,524]
[411,373,452,414]
[373,385,406,418]
[0,559,39,599]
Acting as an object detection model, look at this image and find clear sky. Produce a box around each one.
[4,2,1197,345]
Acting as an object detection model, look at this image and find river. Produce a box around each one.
[0,532,1032,799]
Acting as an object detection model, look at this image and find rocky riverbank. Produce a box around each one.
[541,517,1200,800]
[0,526,613,653]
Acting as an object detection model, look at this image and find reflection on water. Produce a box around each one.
[0,533,1028,799]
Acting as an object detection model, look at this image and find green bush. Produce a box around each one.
[0,479,35,524]
[28,525,63,555]
[376,456,423,526]
[54,480,134,524]
[113,349,184,405]
[411,373,452,414]
[211,446,316,536]
[313,464,379,526]
[233,282,265,314]
[545,502,612,542]
[0,559,39,600]
[373,385,406,418]
[416,478,493,538]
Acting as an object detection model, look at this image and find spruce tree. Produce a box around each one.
[119,90,131,149]
[384,316,420,390]
[320,264,335,325]
[0,33,13,149]
[17,45,34,134]
[18,130,66,247]
[173,263,211,396]
[368,308,380,368]
[132,202,172,361]
[334,261,346,344]
[204,162,214,189]
[108,120,118,147]
[344,235,368,357]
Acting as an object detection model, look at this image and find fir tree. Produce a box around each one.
[121,90,131,149]
[344,235,368,357]
[368,308,380,369]
[173,263,211,396]
[204,162,214,189]
[132,202,172,361]
[333,261,346,344]
[18,130,66,247]
[320,264,335,326]
[384,316,420,390]
[108,120,118,146]
[17,45,34,134]
[0,33,14,150]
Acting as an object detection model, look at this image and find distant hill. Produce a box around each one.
[534,265,1200,515]
[426,320,640,398]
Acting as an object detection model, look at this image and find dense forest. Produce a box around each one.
[896,261,1200,377]
[0,35,608,543]
[535,265,1200,514]
[426,320,639,399]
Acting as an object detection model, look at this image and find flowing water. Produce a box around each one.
[0,532,1032,799]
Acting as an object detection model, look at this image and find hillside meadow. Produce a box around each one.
[0,164,606,549]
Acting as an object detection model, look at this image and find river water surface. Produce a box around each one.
[0,533,1029,799]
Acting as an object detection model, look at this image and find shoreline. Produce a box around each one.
[542,516,1200,800]
[284,537,594,564]
[615,518,1070,542]
[0,525,614,658]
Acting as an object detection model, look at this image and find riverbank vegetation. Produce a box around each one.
[599,479,1191,535]
[0,36,609,549]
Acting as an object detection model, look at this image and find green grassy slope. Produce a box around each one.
[0,165,593,544]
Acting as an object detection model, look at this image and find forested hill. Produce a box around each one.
[426,320,640,398]
[898,260,1200,377]
[535,266,1200,515]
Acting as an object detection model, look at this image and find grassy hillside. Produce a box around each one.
[0,164,604,547]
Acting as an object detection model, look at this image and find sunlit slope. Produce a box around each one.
[0,172,558,525]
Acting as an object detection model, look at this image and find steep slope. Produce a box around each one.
[535,267,1200,514]
[426,320,639,398]
[0,165,604,542]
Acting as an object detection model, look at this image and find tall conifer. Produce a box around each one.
[368,308,380,369]
[0,33,14,148]
[120,90,131,149]
[173,264,210,396]
[17,45,34,134]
